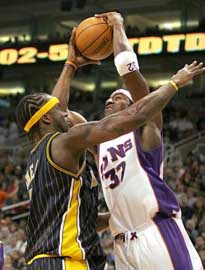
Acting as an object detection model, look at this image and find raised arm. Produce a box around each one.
[51,61,74,112]
[96,12,149,101]
[51,28,100,124]
[96,11,163,143]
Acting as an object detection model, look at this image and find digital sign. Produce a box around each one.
[0,44,68,66]
[0,32,204,66]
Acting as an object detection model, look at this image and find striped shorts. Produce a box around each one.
[26,257,89,270]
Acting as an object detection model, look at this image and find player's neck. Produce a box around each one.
[33,127,56,144]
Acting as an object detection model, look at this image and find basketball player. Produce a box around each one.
[17,32,107,270]
[16,50,204,270]
[95,12,204,270]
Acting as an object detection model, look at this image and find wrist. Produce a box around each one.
[169,79,179,91]
[114,51,139,76]
[112,22,124,29]
[64,60,78,71]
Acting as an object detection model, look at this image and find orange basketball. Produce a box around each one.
[75,17,113,61]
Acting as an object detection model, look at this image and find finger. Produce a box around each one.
[69,27,76,45]
[191,62,203,72]
[188,60,198,69]
[193,67,205,76]
[185,61,197,71]
[95,13,109,18]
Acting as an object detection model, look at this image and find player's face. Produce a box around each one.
[104,94,131,116]
[49,103,71,132]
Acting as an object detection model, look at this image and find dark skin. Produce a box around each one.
[51,27,100,126]
[33,62,205,175]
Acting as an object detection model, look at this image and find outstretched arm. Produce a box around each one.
[57,62,205,151]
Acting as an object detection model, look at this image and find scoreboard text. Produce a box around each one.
[0,32,204,66]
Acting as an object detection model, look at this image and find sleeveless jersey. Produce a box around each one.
[25,133,106,269]
[97,130,180,236]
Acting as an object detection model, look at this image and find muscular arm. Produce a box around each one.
[60,61,204,150]
[52,81,177,173]
[52,59,204,171]
[52,66,74,112]
[51,66,87,125]
[51,29,89,125]
[113,23,149,100]
[58,82,177,151]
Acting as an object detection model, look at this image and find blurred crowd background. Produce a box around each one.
[0,0,205,269]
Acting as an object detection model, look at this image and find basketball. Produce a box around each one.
[75,17,113,61]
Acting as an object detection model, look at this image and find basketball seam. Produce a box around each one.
[97,32,113,56]
[75,22,107,42]
[80,26,111,55]
[90,35,112,59]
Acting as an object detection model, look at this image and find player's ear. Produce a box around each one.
[41,113,52,125]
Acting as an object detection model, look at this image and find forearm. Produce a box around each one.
[113,24,132,56]
[113,25,149,101]
[132,83,176,124]
[96,212,110,232]
[51,66,75,111]
[71,83,177,148]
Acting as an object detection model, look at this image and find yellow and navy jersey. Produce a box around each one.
[25,132,106,270]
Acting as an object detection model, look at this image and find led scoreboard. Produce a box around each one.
[0,32,204,66]
[0,44,68,65]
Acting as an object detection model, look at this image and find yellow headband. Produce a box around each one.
[24,97,60,133]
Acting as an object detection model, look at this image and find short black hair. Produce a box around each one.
[16,93,46,139]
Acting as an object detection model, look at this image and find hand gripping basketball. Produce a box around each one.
[95,11,124,27]
[75,17,113,61]
[66,28,101,68]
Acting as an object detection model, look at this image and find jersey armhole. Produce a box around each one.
[46,132,86,178]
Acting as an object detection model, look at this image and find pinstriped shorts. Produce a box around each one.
[26,257,89,270]
[26,257,64,270]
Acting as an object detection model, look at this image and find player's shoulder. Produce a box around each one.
[69,110,87,125]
